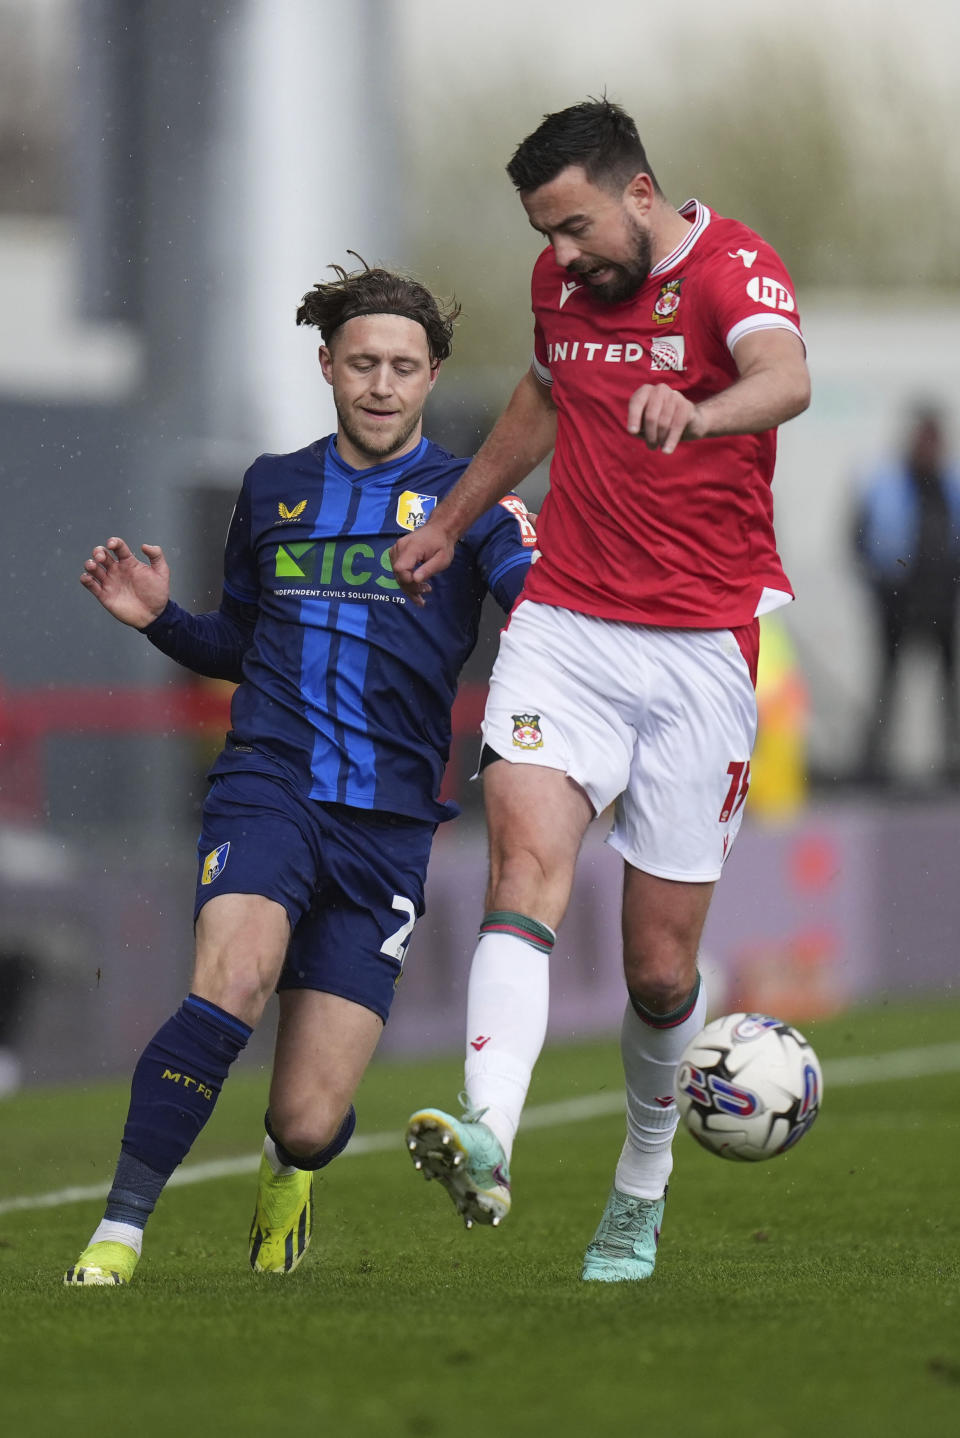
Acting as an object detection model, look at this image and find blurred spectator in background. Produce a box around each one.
[852,404,960,784]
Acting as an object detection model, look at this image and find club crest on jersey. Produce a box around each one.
[653,279,684,324]
[278,500,307,521]
[396,491,438,531]
[512,713,544,749]
[201,842,230,886]
[650,336,686,372]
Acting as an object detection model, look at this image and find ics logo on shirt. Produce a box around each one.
[201,842,230,886]
[512,713,544,749]
[396,491,438,531]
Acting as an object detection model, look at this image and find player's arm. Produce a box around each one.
[81,489,259,683]
[466,495,539,613]
[140,592,257,683]
[144,475,260,682]
[390,367,556,604]
[81,535,170,628]
[627,328,810,454]
[80,535,256,682]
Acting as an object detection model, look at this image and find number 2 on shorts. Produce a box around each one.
[380,895,417,967]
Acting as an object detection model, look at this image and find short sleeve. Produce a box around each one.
[704,241,804,358]
[532,315,553,386]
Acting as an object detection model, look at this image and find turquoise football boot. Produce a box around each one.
[63,1240,139,1286]
[580,1187,666,1282]
[405,1104,511,1228]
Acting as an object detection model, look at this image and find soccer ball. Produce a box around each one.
[674,1012,822,1161]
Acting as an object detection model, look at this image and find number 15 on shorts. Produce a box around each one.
[719,760,751,823]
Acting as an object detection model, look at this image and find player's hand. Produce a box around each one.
[626,384,705,454]
[389,525,457,607]
[80,536,171,628]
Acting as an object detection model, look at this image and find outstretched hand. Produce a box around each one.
[80,536,171,629]
[626,383,705,454]
[389,525,457,606]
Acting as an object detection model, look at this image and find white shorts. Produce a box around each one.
[481,601,758,882]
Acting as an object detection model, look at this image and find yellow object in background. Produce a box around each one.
[749,614,809,821]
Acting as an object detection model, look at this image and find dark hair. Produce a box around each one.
[506,98,660,197]
[296,254,460,363]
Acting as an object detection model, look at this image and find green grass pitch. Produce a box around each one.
[1,997,958,1438]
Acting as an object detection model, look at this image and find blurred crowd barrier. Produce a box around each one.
[3,794,957,1088]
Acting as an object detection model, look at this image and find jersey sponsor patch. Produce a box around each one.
[512,713,544,749]
[498,495,538,547]
[272,538,398,592]
[201,841,230,885]
[396,490,437,531]
[745,275,796,312]
[650,336,686,371]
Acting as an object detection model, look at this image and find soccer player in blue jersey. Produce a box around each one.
[64,262,537,1285]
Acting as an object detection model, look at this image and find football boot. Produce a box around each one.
[580,1187,665,1282]
[248,1151,313,1274]
[63,1240,139,1286]
[405,1104,511,1228]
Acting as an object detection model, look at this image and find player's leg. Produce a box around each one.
[64,894,289,1286]
[250,800,435,1272]
[249,989,382,1274]
[64,772,313,1286]
[464,756,591,1149]
[582,624,756,1282]
[407,759,591,1226]
[581,869,711,1283]
[407,603,630,1227]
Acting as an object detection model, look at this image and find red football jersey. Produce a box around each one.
[522,200,804,629]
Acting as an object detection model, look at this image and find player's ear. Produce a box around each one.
[428,360,441,391]
[624,171,654,218]
[318,345,334,386]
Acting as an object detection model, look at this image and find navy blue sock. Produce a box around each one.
[265,1105,357,1171]
[103,994,251,1228]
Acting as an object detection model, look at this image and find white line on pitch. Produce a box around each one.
[2,1040,959,1218]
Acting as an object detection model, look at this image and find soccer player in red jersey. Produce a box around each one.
[391,98,810,1281]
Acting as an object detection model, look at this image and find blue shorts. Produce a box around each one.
[194,771,436,1023]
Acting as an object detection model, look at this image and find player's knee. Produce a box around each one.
[488,852,541,906]
[486,845,572,923]
[191,951,281,1028]
[270,1099,345,1159]
[623,945,696,1015]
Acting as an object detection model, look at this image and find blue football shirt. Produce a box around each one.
[147,435,535,822]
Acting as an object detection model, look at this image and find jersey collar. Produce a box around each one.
[649,199,711,278]
[326,435,430,485]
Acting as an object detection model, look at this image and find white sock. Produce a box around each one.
[88,1218,144,1256]
[263,1135,298,1177]
[463,915,554,1159]
[615,975,708,1200]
